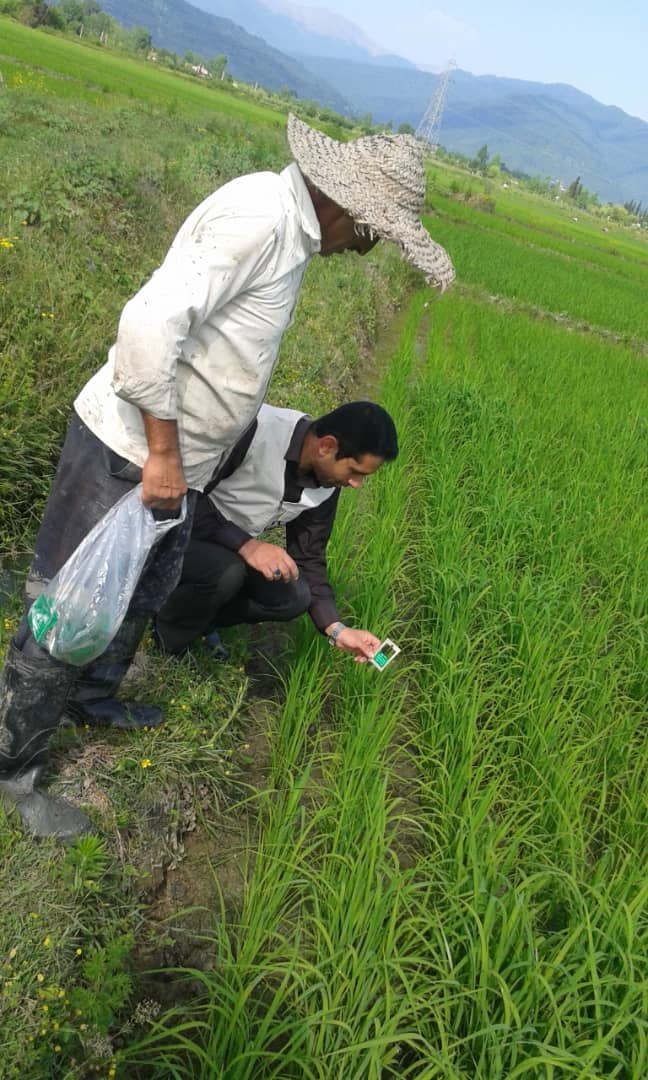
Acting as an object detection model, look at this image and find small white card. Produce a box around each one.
[369,638,401,671]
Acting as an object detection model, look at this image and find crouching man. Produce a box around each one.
[154,401,398,659]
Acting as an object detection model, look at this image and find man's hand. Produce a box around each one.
[239,539,299,583]
[142,450,187,510]
[141,413,187,510]
[326,626,381,663]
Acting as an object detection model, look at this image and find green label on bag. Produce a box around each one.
[28,594,58,643]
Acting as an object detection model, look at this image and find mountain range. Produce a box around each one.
[99,0,648,205]
[191,0,414,66]
[295,57,648,206]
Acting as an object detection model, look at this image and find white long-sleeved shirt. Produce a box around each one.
[74,163,321,490]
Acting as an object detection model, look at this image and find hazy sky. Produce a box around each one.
[295,0,648,122]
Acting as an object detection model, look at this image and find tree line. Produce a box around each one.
[440,144,648,228]
[0,0,229,78]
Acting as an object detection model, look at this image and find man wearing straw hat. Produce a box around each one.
[0,114,454,841]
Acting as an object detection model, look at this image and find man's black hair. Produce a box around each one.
[313,401,398,461]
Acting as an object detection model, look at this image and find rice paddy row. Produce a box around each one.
[117,281,647,1075]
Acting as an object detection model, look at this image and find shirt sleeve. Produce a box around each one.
[286,491,340,633]
[111,206,280,419]
[190,494,252,553]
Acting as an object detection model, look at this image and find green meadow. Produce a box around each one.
[1,16,647,1078]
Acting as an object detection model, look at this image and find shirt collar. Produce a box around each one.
[283,416,323,500]
[281,162,321,251]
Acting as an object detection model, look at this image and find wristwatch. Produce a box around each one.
[327,621,347,646]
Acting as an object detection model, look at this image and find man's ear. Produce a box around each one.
[317,435,339,458]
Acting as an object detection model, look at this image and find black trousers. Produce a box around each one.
[14,412,197,689]
[154,539,312,654]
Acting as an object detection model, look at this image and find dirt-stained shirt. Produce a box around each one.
[74,163,321,491]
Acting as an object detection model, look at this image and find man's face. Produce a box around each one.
[319,209,379,257]
[313,449,384,489]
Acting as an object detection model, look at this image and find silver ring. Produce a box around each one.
[272,568,282,578]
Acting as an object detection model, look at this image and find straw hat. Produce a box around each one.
[287,113,455,291]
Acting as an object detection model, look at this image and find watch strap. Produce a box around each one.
[328,621,347,646]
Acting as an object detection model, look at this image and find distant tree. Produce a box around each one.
[397,122,415,135]
[567,175,583,200]
[56,0,83,32]
[155,48,180,69]
[46,3,66,28]
[487,152,503,178]
[624,199,643,217]
[471,144,490,174]
[131,26,152,52]
[527,174,553,197]
[22,1,50,26]
[207,54,227,79]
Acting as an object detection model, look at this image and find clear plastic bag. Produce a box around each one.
[28,485,185,666]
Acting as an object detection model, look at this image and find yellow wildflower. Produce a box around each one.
[140,759,151,769]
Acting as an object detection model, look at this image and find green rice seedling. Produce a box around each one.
[424,213,648,339]
[427,189,648,288]
[120,279,646,1074]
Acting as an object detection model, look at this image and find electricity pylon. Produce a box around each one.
[416,58,456,151]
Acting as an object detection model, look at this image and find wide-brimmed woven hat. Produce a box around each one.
[287,113,455,290]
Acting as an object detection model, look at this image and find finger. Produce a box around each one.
[358,641,378,660]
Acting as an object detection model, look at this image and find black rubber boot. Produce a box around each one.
[0,641,94,841]
[66,611,163,731]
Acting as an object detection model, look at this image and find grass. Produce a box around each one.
[1,18,647,1080]
[0,17,287,122]
[114,268,646,1076]
[427,186,648,287]
[423,211,648,340]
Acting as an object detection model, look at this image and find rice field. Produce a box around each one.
[117,195,648,1077]
[0,16,286,120]
[1,19,646,1074]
